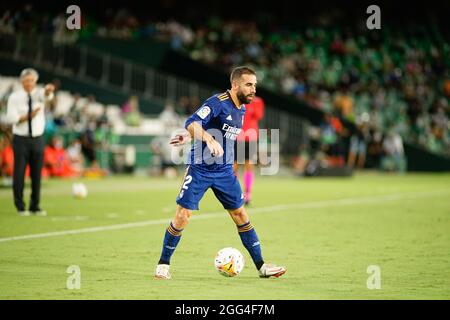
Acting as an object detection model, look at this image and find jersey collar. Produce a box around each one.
[227,90,243,109]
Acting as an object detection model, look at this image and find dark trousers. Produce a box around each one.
[12,134,44,211]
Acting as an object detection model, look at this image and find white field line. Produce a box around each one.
[0,189,448,243]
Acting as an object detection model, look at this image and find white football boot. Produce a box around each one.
[155,264,171,279]
[258,263,286,278]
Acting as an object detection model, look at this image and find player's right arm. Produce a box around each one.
[186,121,223,157]
[183,99,224,157]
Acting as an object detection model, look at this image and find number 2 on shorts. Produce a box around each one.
[182,175,192,190]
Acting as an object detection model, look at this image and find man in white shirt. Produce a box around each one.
[6,68,55,216]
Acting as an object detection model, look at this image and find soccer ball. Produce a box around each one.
[72,182,88,199]
[214,247,245,277]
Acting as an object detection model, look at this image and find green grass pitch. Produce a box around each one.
[0,172,449,299]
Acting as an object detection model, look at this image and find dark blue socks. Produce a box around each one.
[237,221,264,270]
[158,222,183,265]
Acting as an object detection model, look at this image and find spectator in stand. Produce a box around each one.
[2,6,448,159]
[66,138,84,175]
[52,12,78,44]
[80,121,98,168]
[122,95,142,127]
[319,112,346,167]
[150,135,177,177]
[1,134,44,180]
[333,87,354,121]
[177,96,192,116]
[159,103,181,133]
[366,129,384,169]
[44,135,77,178]
[292,142,311,176]
[79,121,108,177]
[444,79,450,98]
[381,129,407,173]
[95,119,119,149]
[347,114,370,169]
[188,96,201,115]
[1,135,14,177]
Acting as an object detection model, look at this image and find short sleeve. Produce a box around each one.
[184,99,220,129]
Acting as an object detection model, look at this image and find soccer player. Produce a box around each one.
[155,66,286,279]
[233,95,265,206]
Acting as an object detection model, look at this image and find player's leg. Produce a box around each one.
[227,205,264,269]
[155,166,208,279]
[212,173,286,278]
[158,205,192,264]
[155,205,192,279]
[227,206,286,278]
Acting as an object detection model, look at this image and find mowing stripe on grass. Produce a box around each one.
[0,189,448,243]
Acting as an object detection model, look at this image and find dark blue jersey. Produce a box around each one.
[185,91,246,173]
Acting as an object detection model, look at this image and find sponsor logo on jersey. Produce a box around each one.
[222,123,242,140]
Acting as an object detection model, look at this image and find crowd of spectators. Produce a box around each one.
[0,75,195,181]
[176,21,449,160]
[1,4,449,172]
[292,112,407,175]
[0,76,131,180]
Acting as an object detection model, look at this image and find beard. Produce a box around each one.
[237,91,255,104]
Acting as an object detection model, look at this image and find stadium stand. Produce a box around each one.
[0,1,449,175]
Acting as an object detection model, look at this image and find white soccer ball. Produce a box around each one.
[214,247,245,277]
[72,182,88,199]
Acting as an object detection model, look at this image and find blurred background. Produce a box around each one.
[0,0,449,183]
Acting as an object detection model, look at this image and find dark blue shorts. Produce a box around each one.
[176,165,244,210]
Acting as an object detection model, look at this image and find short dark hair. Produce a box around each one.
[230,66,256,83]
